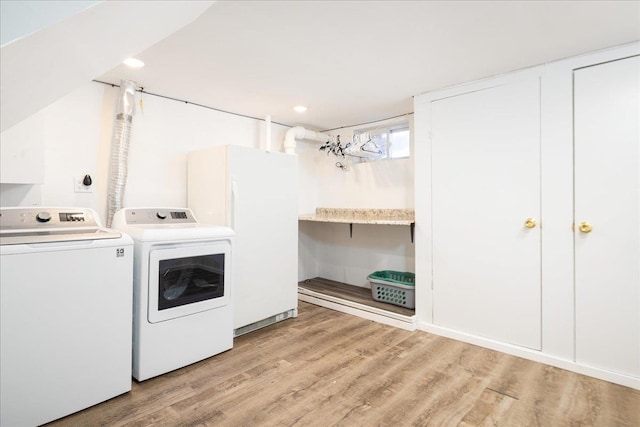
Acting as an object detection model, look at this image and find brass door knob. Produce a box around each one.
[524,218,536,229]
[578,222,593,233]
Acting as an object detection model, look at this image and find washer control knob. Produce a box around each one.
[36,212,52,222]
[156,212,168,220]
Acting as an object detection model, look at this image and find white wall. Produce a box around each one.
[296,116,414,212]
[114,87,287,215]
[1,80,416,289]
[0,83,104,208]
[300,221,415,286]
[0,81,289,225]
[297,116,416,286]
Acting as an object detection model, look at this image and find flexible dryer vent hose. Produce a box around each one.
[106,80,136,228]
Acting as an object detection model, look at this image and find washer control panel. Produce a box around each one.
[122,208,197,225]
[0,208,99,230]
[59,212,87,222]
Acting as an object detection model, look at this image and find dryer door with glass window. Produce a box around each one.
[148,242,230,323]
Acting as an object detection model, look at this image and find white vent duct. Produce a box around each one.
[283,126,332,154]
[106,80,136,227]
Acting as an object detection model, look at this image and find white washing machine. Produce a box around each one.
[0,207,133,427]
[111,207,234,381]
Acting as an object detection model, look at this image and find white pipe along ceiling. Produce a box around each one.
[283,127,332,154]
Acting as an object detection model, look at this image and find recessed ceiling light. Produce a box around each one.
[123,58,145,68]
[293,105,308,113]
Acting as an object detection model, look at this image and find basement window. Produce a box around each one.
[354,123,411,160]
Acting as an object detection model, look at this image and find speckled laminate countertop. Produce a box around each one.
[299,208,414,225]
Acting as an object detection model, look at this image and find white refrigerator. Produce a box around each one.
[187,145,298,333]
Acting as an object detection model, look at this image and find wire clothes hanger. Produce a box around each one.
[318,132,382,171]
[359,134,382,155]
[342,132,382,158]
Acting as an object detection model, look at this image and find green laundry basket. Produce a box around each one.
[368,270,415,309]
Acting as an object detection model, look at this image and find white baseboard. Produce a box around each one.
[418,321,640,390]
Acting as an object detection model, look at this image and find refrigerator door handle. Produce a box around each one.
[231,178,239,230]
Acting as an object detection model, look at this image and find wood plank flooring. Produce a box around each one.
[47,302,639,426]
[299,277,415,316]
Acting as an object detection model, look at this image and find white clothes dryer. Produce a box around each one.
[112,208,234,381]
[0,207,133,427]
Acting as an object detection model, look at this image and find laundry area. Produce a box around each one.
[0,1,639,426]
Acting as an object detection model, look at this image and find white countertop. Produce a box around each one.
[298,208,414,225]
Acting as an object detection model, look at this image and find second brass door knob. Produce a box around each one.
[578,222,593,233]
[524,218,537,229]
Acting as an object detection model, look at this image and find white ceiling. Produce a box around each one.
[0,1,212,132]
[0,1,100,46]
[98,1,640,131]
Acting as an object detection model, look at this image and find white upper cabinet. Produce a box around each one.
[0,112,45,184]
[574,55,640,378]
[430,76,542,350]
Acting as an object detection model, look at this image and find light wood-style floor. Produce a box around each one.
[48,302,639,426]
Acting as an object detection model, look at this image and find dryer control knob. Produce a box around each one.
[156,212,168,220]
[36,212,52,222]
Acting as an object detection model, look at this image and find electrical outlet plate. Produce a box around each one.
[74,176,94,193]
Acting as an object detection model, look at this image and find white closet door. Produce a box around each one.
[431,77,541,350]
[574,56,640,377]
